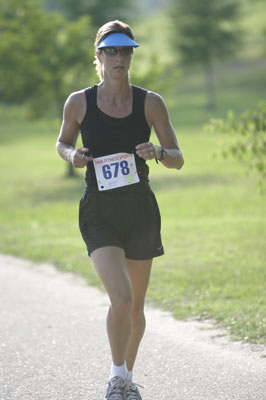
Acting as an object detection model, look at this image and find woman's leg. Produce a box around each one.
[125,258,153,373]
[91,246,133,368]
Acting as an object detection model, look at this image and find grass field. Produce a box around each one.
[0,88,265,345]
[1,0,266,343]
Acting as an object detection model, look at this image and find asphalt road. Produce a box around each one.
[0,254,265,400]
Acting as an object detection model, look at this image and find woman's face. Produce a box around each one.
[97,47,133,80]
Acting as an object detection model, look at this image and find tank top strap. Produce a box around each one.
[132,85,148,115]
[84,85,97,111]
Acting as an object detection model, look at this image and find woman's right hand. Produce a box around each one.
[70,147,93,168]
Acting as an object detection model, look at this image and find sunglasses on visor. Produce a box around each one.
[101,47,133,56]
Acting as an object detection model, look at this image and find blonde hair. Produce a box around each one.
[93,20,136,81]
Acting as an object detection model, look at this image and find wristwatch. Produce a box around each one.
[158,146,168,161]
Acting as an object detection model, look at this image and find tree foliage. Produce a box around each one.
[170,0,242,109]
[131,52,180,99]
[54,0,134,26]
[171,0,241,64]
[206,102,266,192]
[0,0,94,117]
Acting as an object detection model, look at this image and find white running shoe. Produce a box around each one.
[105,376,127,400]
[125,381,143,400]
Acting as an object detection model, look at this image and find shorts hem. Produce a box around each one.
[86,245,164,260]
[87,244,124,257]
[125,248,164,261]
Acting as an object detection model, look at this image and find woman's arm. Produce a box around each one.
[56,92,92,168]
[136,91,184,170]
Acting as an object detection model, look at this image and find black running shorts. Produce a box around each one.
[79,190,164,260]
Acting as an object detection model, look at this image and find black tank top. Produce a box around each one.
[80,85,152,192]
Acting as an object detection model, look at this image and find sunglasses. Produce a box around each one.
[101,47,133,56]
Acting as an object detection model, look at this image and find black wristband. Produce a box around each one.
[155,146,167,163]
[159,146,167,161]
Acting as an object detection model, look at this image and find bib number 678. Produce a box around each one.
[102,160,130,180]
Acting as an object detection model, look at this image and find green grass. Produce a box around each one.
[170,57,266,128]
[0,101,265,344]
[150,131,266,343]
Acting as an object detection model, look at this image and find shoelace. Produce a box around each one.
[125,381,144,400]
[107,377,127,400]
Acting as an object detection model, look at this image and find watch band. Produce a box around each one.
[158,146,167,161]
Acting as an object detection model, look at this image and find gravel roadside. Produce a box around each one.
[0,254,265,400]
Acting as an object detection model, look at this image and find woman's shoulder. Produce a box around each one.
[66,87,92,107]
[144,90,169,127]
[146,90,165,104]
[63,88,92,122]
[64,86,96,114]
[145,90,167,112]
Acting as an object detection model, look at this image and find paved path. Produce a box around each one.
[0,254,265,400]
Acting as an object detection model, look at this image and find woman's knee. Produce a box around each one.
[110,292,133,318]
[131,303,145,327]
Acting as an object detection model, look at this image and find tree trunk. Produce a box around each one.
[67,162,76,177]
[203,60,216,111]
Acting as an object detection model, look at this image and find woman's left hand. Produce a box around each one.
[135,142,160,160]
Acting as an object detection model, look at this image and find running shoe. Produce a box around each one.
[125,381,143,400]
[105,376,127,400]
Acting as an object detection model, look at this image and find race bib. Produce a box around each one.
[93,152,140,191]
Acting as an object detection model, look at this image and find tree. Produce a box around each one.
[206,102,266,192]
[55,0,134,26]
[0,0,95,176]
[0,0,94,115]
[170,0,242,110]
